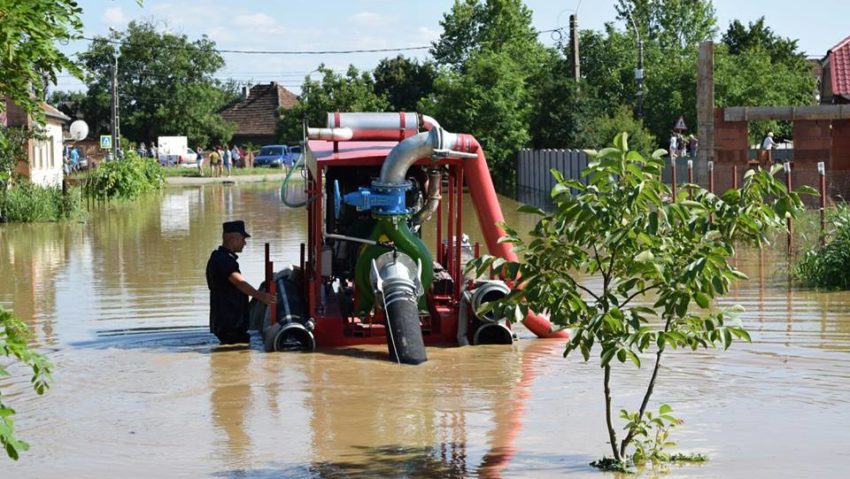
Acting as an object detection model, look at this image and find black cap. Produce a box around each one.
[223,220,250,238]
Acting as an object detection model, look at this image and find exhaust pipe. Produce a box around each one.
[371,251,427,364]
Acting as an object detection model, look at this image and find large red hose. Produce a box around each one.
[455,135,568,339]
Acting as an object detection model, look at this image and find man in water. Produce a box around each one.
[206,220,276,344]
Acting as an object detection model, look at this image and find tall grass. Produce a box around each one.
[792,203,850,289]
[0,182,84,223]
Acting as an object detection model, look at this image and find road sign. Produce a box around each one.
[673,115,687,131]
[99,135,112,150]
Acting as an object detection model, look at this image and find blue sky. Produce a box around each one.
[55,0,850,93]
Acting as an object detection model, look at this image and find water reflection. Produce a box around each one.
[2,184,850,478]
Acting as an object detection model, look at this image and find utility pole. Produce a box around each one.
[569,14,580,84]
[626,9,645,119]
[110,54,120,160]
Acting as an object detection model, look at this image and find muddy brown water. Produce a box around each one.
[1,183,849,478]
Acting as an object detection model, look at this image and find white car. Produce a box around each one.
[161,148,199,167]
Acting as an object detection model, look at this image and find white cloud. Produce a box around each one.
[234,13,277,29]
[349,12,395,29]
[103,7,129,28]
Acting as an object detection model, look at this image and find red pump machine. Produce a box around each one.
[261,113,566,364]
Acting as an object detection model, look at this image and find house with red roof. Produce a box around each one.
[821,35,850,104]
[219,82,299,147]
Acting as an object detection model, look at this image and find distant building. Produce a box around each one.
[821,34,850,104]
[2,97,70,187]
[219,82,299,146]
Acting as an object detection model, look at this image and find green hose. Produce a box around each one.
[280,153,308,208]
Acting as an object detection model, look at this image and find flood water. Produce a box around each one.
[1,183,849,478]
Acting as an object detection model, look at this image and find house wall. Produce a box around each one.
[28,121,65,187]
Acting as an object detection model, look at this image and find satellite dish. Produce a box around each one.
[69,120,89,141]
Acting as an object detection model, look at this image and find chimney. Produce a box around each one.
[242,85,250,100]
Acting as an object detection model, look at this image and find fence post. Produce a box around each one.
[687,159,694,198]
[708,160,714,194]
[784,161,792,254]
[732,163,738,190]
[670,158,677,201]
[818,161,826,245]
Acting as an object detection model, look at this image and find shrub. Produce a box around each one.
[792,203,850,289]
[0,181,84,223]
[83,152,164,200]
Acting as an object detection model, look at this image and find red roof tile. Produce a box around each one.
[829,35,850,96]
[219,82,299,136]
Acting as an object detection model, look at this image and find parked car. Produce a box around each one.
[160,148,198,166]
[255,145,298,168]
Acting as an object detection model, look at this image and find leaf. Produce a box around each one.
[694,292,711,309]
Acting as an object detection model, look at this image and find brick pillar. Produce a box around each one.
[831,120,850,197]
[713,108,748,192]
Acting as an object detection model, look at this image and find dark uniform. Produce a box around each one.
[206,246,250,343]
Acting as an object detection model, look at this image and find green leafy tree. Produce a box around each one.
[615,0,717,52]
[0,0,83,118]
[578,105,656,157]
[373,55,436,112]
[716,20,816,142]
[527,51,604,149]
[78,21,235,147]
[470,133,812,470]
[277,65,389,144]
[424,50,530,189]
[0,307,52,460]
[427,0,549,189]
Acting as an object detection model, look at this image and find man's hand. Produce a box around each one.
[256,291,277,306]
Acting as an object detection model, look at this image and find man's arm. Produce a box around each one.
[228,271,277,305]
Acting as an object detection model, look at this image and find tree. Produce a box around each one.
[722,17,804,66]
[78,21,236,147]
[615,0,717,52]
[527,50,604,150]
[277,65,389,144]
[373,55,436,112]
[470,133,811,470]
[427,0,548,189]
[423,50,530,189]
[0,0,83,118]
[431,0,546,72]
[578,105,656,157]
[0,0,84,459]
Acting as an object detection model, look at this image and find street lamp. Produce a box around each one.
[625,9,644,119]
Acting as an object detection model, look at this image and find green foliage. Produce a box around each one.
[621,404,682,466]
[792,203,850,289]
[578,105,656,157]
[277,65,390,144]
[0,307,52,460]
[527,52,604,149]
[427,0,549,189]
[425,50,530,188]
[84,152,164,200]
[0,0,83,120]
[0,127,36,184]
[0,181,83,223]
[373,55,436,112]
[469,132,809,466]
[77,21,236,146]
[615,0,717,52]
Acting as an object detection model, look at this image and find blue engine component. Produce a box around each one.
[341,180,412,216]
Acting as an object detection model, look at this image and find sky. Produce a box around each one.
[55,0,850,94]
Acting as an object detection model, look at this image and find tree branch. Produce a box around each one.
[604,365,621,462]
[619,315,672,458]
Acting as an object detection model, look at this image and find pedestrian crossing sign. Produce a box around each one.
[674,116,687,131]
[99,135,112,149]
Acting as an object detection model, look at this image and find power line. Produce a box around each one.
[75,28,564,56]
[77,36,430,55]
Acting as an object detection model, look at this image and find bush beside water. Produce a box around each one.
[792,203,850,289]
[0,182,84,223]
[83,153,164,200]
